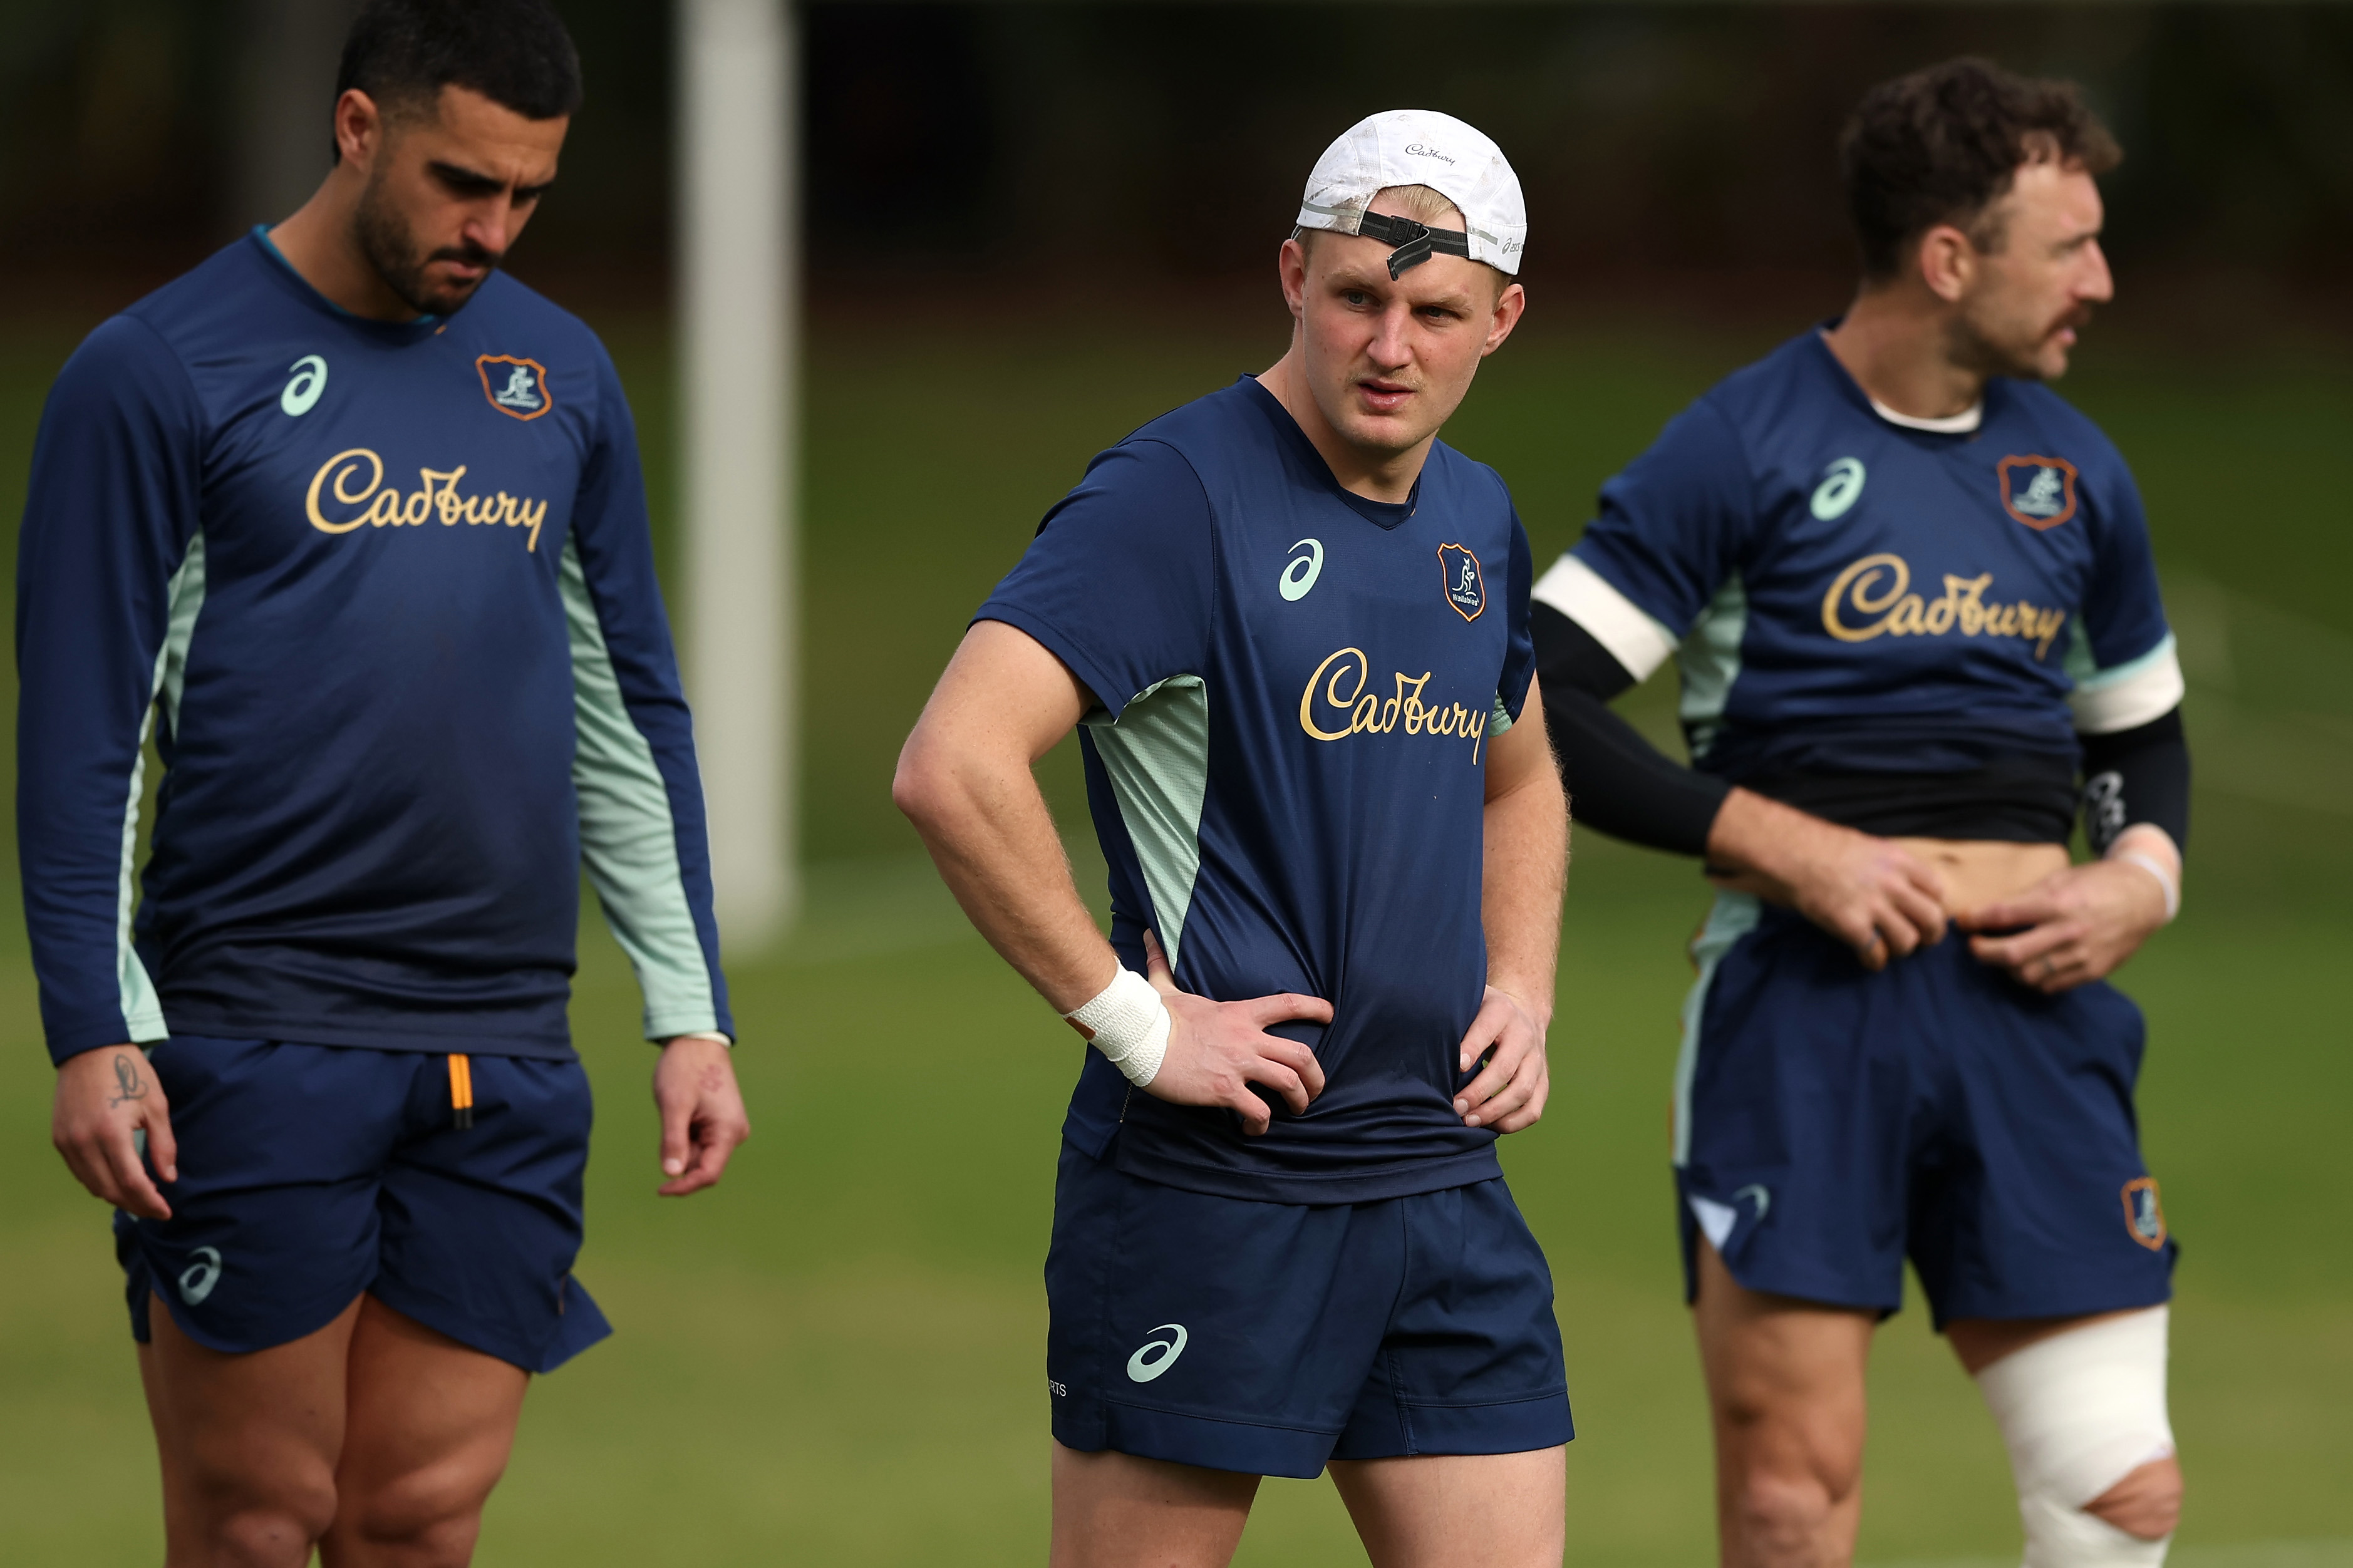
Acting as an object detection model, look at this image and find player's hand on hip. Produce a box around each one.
[1961,853,2171,993]
[1141,929,1331,1137]
[652,1034,751,1196]
[1454,984,1551,1133]
[53,1046,177,1220]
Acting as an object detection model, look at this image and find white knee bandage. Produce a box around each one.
[1974,1306,2176,1568]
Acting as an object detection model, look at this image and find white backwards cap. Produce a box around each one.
[1296,109,1527,279]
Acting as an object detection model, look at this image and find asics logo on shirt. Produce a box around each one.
[305,448,552,552]
[1821,553,2068,661]
[1809,457,1864,521]
[1126,1323,1189,1383]
[281,355,328,416]
[1280,538,1325,601]
[1300,647,1492,762]
[178,1247,223,1306]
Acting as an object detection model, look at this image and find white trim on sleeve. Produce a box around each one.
[2070,633,2186,735]
[1531,552,1681,683]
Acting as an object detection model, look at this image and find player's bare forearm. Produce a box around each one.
[1481,693,1565,1017]
[894,621,1120,1011]
[1706,785,1947,969]
[1454,696,1564,1133]
[1963,823,2177,993]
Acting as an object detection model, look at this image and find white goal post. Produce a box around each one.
[678,0,799,951]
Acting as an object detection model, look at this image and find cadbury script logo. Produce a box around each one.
[305,448,552,552]
[1821,552,2067,659]
[1300,647,1493,763]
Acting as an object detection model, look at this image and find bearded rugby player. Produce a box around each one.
[897,111,1571,1567]
[1533,59,2186,1568]
[20,3,747,1561]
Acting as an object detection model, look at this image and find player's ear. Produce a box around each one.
[334,89,386,173]
[1916,222,1974,304]
[1482,279,1526,356]
[1279,235,1311,319]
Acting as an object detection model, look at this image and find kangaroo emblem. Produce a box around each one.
[495,364,540,410]
[475,354,554,421]
[1998,454,2079,530]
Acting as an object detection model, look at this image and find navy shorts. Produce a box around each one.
[115,1036,610,1373]
[1044,1138,1571,1478]
[1673,893,2177,1328]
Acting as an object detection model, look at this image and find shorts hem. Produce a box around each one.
[1927,1279,2175,1333]
[1058,1399,1340,1480]
[1330,1390,1575,1461]
[1674,1185,1901,1316]
[134,1281,368,1356]
[368,1277,614,1375]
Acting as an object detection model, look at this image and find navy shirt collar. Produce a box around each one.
[1237,374,1423,530]
[246,226,447,346]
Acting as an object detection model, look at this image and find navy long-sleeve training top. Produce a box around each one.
[17,230,732,1066]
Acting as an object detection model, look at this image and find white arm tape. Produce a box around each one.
[1063,967,1168,1088]
[2114,850,2180,923]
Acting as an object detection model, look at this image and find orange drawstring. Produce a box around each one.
[448,1053,474,1128]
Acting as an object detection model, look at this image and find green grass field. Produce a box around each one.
[0,308,2347,1564]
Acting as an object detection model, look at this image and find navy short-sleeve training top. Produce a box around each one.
[1538,329,2180,803]
[979,376,1536,1206]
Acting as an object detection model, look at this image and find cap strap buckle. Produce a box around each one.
[1355,210,1472,280]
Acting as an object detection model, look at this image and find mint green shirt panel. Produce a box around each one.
[1678,572,1748,763]
[1673,889,1761,1167]
[1083,676,1212,970]
[115,532,207,1045]
[561,537,723,1041]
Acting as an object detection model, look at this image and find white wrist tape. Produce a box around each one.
[1976,1306,2175,1567]
[1063,967,1168,1087]
[2114,850,2180,923]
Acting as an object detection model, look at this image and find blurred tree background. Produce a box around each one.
[4,3,2351,316]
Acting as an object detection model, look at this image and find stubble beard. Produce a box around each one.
[1951,293,2091,384]
[352,171,497,318]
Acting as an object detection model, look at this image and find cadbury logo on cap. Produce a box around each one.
[1405,143,1456,163]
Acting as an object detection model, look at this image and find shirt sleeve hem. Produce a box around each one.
[46,1023,143,1068]
[971,605,1139,720]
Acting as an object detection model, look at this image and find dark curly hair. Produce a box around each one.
[1841,58,2121,281]
[333,0,582,160]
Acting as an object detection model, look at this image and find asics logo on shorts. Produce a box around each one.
[1126,1323,1189,1383]
[178,1246,224,1306]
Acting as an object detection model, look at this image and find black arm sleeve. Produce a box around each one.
[2079,706,2190,857]
[1533,600,1729,857]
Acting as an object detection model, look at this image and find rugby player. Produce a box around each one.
[20,3,747,1562]
[895,111,1571,1567]
[1532,59,2187,1568]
